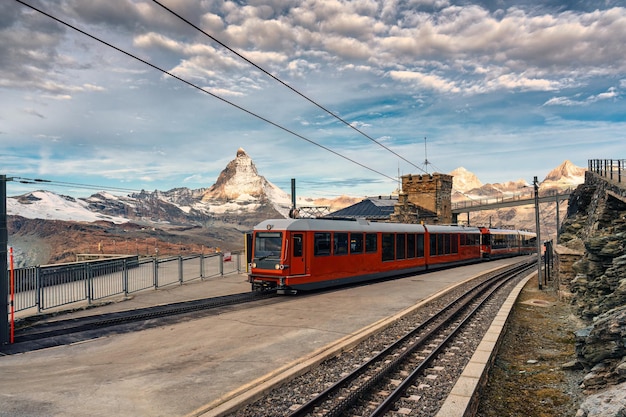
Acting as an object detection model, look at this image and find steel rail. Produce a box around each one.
[369,262,533,416]
[287,261,533,417]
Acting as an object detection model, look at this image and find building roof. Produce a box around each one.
[324,196,398,220]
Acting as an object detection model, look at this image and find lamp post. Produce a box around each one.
[534,176,542,289]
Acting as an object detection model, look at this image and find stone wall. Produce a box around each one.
[553,244,584,300]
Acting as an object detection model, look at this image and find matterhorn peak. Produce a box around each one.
[199,149,291,216]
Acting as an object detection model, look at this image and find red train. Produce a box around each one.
[248,218,536,294]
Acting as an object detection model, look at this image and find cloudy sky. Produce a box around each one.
[1,0,625,199]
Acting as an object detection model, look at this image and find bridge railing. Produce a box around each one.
[588,159,625,183]
[452,188,569,210]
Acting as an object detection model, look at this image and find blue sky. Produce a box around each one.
[1,0,625,200]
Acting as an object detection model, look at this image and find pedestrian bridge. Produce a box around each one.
[452,189,572,214]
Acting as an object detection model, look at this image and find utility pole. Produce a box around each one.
[289,178,299,218]
[534,176,542,289]
[1,175,9,344]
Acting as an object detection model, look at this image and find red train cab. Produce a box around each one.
[248,218,485,294]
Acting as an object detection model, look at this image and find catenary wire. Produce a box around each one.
[15,0,398,185]
[151,0,428,175]
[10,177,143,194]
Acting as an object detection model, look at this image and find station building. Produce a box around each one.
[326,173,453,224]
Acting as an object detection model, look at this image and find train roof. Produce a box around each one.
[481,227,537,237]
[424,224,481,233]
[254,218,426,233]
[254,219,481,234]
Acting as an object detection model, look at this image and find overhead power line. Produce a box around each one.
[15,0,398,184]
[10,177,143,194]
[151,0,428,175]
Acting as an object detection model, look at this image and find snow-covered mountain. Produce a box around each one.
[7,155,587,266]
[450,160,584,199]
[200,148,292,216]
[8,190,130,224]
[541,160,587,189]
[9,156,586,227]
[8,148,291,227]
[449,167,483,193]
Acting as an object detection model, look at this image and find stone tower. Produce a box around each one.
[395,173,453,224]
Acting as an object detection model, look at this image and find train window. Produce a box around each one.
[396,234,406,260]
[293,234,303,257]
[417,234,425,257]
[430,234,437,256]
[365,233,378,253]
[406,234,416,259]
[314,232,331,256]
[334,232,349,255]
[451,234,458,254]
[382,233,395,261]
[254,232,283,259]
[350,233,364,254]
[438,234,445,255]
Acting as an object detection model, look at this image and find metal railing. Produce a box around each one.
[589,159,625,183]
[8,251,244,314]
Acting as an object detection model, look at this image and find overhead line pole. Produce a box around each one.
[534,176,542,290]
[1,175,9,345]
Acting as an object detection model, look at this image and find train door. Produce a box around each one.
[290,233,305,275]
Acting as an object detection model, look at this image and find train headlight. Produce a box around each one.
[275,264,281,270]
[251,262,257,268]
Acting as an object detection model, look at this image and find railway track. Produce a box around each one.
[229,260,535,417]
[5,290,278,354]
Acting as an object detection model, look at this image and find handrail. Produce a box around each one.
[588,159,624,183]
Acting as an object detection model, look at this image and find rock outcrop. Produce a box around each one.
[558,171,626,417]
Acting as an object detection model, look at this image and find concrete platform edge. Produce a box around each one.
[434,273,534,417]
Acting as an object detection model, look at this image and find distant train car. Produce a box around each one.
[248,218,485,294]
[479,227,537,259]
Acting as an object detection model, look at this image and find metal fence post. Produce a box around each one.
[153,257,158,289]
[123,260,129,297]
[219,252,224,276]
[200,253,205,280]
[36,266,42,313]
[178,255,183,285]
[86,263,93,305]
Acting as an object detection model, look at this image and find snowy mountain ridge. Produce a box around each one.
[7,154,586,226]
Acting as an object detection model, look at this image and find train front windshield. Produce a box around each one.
[253,232,283,268]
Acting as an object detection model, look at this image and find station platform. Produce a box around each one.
[0,258,529,417]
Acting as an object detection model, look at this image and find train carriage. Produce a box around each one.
[423,224,482,267]
[248,218,484,294]
[479,227,537,259]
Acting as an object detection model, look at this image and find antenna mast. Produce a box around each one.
[424,137,430,173]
